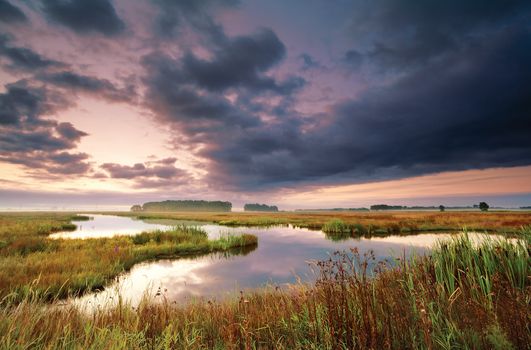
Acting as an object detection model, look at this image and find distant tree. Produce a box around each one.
[141,200,232,212]
[244,203,279,212]
[370,204,405,210]
[439,205,445,212]
[479,202,489,211]
[130,204,142,212]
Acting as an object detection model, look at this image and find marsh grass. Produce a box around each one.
[322,218,419,239]
[0,229,528,349]
[321,218,351,234]
[117,210,531,234]
[131,225,207,245]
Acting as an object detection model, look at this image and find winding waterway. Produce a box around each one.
[52,214,501,308]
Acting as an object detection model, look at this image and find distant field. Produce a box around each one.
[112,210,531,234]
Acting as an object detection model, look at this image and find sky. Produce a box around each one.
[0,0,530,210]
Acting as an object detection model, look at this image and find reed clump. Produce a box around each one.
[322,219,353,241]
[0,229,528,349]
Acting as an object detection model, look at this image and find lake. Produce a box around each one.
[54,214,497,308]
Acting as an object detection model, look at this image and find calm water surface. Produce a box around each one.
[60,214,497,308]
[50,214,176,239]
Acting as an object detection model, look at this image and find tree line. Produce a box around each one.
[132,200,232,212]
[370,203,490,211]
[244,203,279,212]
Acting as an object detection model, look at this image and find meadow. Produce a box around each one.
[0,211,529,349]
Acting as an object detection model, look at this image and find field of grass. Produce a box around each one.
[0,230,528,349]
[0,213,257,302]
[0,211,529,349]
[114,210,531,234]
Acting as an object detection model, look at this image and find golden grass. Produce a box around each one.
[0,211,529,348]
[0,231,528,349]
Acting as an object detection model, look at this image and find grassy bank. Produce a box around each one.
[0,230,528,349]
[112,210,531,234]
[0,214,257,302]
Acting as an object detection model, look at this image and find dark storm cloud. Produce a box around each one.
[4,151,92,175]
[151,0,239,38]
[334,29,531,166]
[56,121,87,140]
[350,0,531,70]
[0,35,62,72]
[101,159,191,189]
[0,82,91,175]
[41,0,125,36]
[181,29,304,94]
[205,25,531,189]
[360,0,529,32]
[0,146,91,176]
[0,83,49,125]
[143,51,260,132]
[0,0,27,23]
[0,122,85,153]
[143,65,258,131]
[134,0,531,191]
[38,71,135,102]
[142,27,305,141]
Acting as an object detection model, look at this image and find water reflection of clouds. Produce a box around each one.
[68,215,508,310]
[75,258,212,309]
[50,214,175,239]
